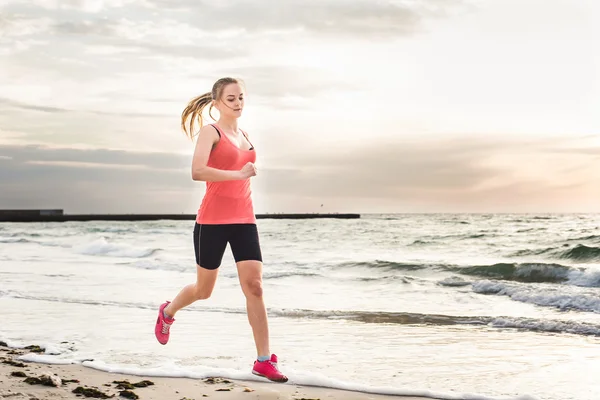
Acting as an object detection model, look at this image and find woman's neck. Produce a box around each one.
[216,117,239,134]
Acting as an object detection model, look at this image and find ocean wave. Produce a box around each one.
[117,260,325,279]
[5,287,599,338]
[437,276,472,287]
[447,263,600,287]
[73,237,160,258]
[262,271,322,279]
[0,236,70,248]
[508,247,555,257]
[269,308,600,337]
[566,234,600,243]
[336,260,429,271]
[472,280,600,313]
[2,232,42,238]
[321,259,599,287]
[425,232,490,242]
[0,237,32,243]
[357,275,414,283]
[557,244,600,262]
[118,259,189,272]
[489,317,600,336]
[409,239,433,246]
[2,291,156,310]
[450,263,572,283]
[85,227,136,234]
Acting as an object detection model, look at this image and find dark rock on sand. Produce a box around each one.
[113,379,154,389]
[24,375,58,387]
[11,371,27,377]
[119,390,139,399]
[3,360,26,368]
[204,377,232,384]
[114,381,134,390]
[72,386,115,398]
[132,380,154,388]
[24,345,44,354]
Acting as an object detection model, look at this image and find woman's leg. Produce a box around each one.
[164,265,219,317]
[236,260,269,357]
[230,224,287,382]
[155,223,227,345]
[165,223,228,316]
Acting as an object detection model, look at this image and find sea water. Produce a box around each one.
[1,214,599,400]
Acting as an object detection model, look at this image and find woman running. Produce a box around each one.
[154,77,288,383]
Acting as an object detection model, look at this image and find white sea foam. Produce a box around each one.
[567,266,600,287]
[6,347,537,400]
[73,237,158,258]
[79,359,538,400]
[472,280,600,313]
[490,317,600,336]
[18,353,79,365]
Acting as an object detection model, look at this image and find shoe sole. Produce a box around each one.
[252,370,288,383]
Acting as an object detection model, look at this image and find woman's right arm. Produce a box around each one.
[191,125,252,182]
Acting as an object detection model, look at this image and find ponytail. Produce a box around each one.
[180,92,215,139]
[180,77,242,140]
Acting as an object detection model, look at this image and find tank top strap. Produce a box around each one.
[240,129,254,150]
[210,123,222,138]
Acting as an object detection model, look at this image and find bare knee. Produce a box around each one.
[243,279,263,298]
[193,285,213,300]
[193,265,218,301]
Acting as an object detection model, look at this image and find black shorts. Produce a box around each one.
[193,223,263,270]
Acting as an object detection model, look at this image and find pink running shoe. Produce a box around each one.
[252,354,288,383]
[155,301,175,345]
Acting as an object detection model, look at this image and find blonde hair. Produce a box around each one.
[180,77,242,139]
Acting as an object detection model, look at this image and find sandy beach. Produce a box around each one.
[0,343,421,400]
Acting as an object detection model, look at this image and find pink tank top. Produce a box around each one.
[196,124,257,225]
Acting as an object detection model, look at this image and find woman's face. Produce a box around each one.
[215,83,244,119]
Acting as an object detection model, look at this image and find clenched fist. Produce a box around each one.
[238,162,257,179]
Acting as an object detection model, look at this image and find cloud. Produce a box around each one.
[0,97,174,118]
[142,0,464,38]
[0,98,69,114]
[254,137,506,199]
[0,13,53,38]
[205,65,361,100]
[0,144,189,169]
[251,135,600,213]
[0,9,247,60]
[0,0,469,120]
[1,136,598,214]
[0,0,140,13]
[0,144,196,213]
[2,0,466,39]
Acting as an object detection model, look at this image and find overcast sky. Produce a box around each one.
[0,0,599,214]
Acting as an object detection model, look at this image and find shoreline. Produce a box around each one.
[0,213,361,222]
[0,343,426,400]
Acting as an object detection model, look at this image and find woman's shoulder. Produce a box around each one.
[199,123,221,137]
